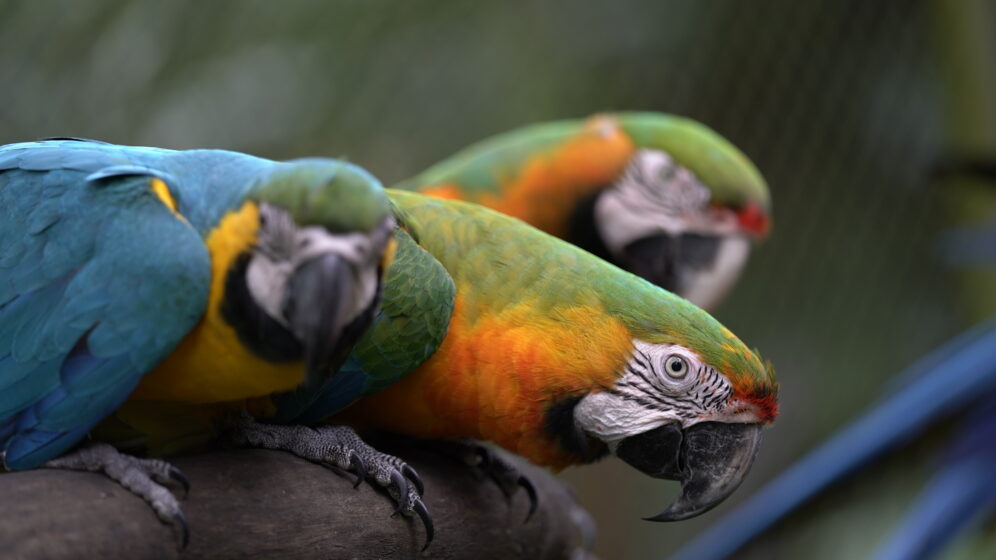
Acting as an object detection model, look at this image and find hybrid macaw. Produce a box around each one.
[0,139,396,545]
[397,112,771,311]
[242,189,779,546]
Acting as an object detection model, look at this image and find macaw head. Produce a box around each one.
[240,159,395,390]
[547,286,778,521]
[582,113,771,311]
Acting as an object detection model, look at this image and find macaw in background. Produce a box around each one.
[0,139,396,545]
[252,189,779,546]
[669,320,996,560]
[397,112,771,310]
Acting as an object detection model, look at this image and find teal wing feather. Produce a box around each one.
[283,222,455,423]
[0,142,210,469]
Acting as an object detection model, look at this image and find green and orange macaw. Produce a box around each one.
[279,189,779,535]
[397,112,771,310]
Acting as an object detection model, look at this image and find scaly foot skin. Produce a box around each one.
[230,416,433,549]
[42,442,191,548]
[432,439,538,521]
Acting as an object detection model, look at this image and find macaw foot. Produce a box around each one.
[431,439,538,521]
[43,442,190,548]
[229,416,433,549]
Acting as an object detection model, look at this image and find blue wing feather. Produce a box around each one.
[0,142,214,470]
[85,164,179,186]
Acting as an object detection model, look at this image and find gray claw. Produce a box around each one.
[349,451,367,489]
[172,511,190,550]
[519,475,538,522]
[402,464,424,496]
[436,440,540,520]
[169,468,190,498]
[413,498,434,551]
[389,470,410,515]
[229,421,433,546]
[43,443,190,548]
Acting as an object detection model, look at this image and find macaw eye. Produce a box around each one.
[659,164,677,182]
[664,355,689,379]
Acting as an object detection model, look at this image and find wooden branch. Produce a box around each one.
[1,440,596,559]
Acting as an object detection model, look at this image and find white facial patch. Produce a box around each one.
[246,204,393,327]
[679,236,751,310]
[594,149,739,256]
[246,255,295,327]
[574,340,734,451]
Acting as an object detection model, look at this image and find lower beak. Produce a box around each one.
[615,422,764,521]
[621,233,722,294]
[283,252,360,390]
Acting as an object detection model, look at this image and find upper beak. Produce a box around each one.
[615,421,764,521]
[283,252,362,390]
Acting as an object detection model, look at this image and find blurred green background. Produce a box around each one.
[3,1,994,558]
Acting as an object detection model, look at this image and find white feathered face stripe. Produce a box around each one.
[615,150,711,215]
[246,203,392,328]
[615,342,733,415]
[594,149,741,256]
[574,340,753,451]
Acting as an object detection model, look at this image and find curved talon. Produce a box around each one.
[348,451,367,489]
[172,511,190,550]
[518,475,538,522]
[389,470,410,515]
[402,464,424,496]
[413,498,434,551]
[169,468,190,498]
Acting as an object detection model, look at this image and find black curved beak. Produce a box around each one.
[620,233,722,294]
[615,422,763,521]
[283,252,359,390]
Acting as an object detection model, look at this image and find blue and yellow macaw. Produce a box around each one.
[0,139,395,545]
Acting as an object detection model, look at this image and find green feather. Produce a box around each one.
[250,158,391,234]
[396,111,769,212]
[386,189,776,388]
[352,227,456,393]
[616,112,769,210]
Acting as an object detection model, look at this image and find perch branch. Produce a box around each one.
[1,440,596,559]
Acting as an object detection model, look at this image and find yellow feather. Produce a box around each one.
[131,201,306,403]
[149,178,180,216]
